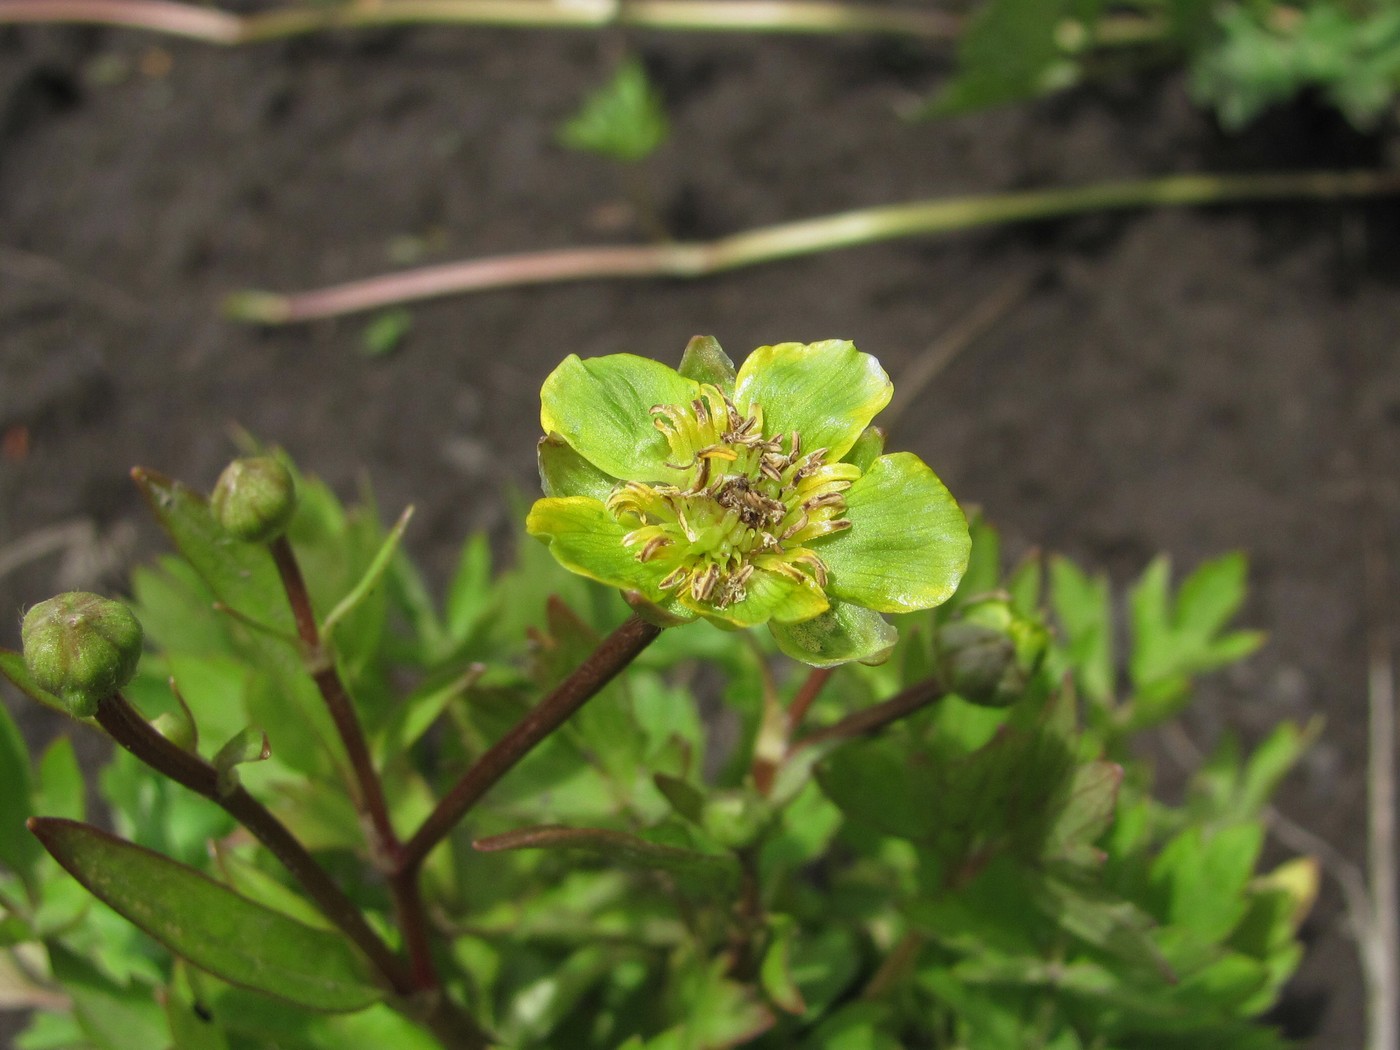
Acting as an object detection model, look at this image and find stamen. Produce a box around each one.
[658,566,691,591]
[692,563,720,601]
[611,392,862,612]
[639,536,671,562]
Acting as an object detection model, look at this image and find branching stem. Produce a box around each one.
[402,614,662,871]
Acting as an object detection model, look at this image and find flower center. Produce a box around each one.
[605,384,858,609]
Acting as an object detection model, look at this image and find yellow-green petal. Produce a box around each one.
[769,601,898,668]
[733,341,892,462]
[818,452,970,614]
[685,568,829,628]
[526,497,665,601]
[538,433,618,501]
[540,354,699,483]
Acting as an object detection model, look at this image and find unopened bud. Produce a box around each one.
[21,593,143,717]
[211,456,297,543]
[936,598,1048,708]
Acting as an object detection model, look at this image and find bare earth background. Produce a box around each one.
[4,18,1400,1047]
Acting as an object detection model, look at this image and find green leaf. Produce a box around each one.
[526,496,667,601]
[1043,760,1122,866]
[36,737,85,822]
[1032,875,1175,981]
[540,354,697,483]
[1237,719,1319,818]
[664,956,774,1048]
[201,981,441,1050]
[819,453,970,614]
[131,469,293,635]
[0,649,72,718]
[14,1010,91,1050]
[1128,553,1264,728]
[30,819,385,1012]
[374,665,483,764]
[213,846,333,930]
[804,1002,901,1049]
[817,737,935,842]
[0,697,41,882]
[1048,556,1114,706]
[360,308,412,358]
[950,513,1001,607]
[770,601,897,668]
[444,532,495,642]
[321,506,413,643]
[474,824,740,896]
[48,943,167,1050]
[930,0,1096,115]
[558,57,670,163]
[164,962,232,1050]
[1149,823,1263,942]
[759,915,806,1015]
[733,341,892,462]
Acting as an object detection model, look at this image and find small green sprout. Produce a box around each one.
[558,57,670,164]
[526,338,971,666]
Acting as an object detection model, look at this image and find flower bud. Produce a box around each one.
[211,456,297,543]
[935,598,1048,709]
[21,593,143,717]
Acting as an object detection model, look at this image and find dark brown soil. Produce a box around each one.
[3,18,1398,1048]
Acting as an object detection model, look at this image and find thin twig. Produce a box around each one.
[401,614,662,870]
[0,246,146,318]
[0,0,962,41]
[224,169,1400,324]
[883,269,1041,431]
[794,675,946,752]
[268,537,398,861]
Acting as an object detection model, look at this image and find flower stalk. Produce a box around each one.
[401,613,662,871]
[0,0,961,43]
[90,689,410,991]
[226,168,1400,323]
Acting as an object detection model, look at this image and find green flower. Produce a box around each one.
[526,338,971,666]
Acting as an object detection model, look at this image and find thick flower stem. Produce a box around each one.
[401,614,662,871]
[91,691,411,992]
[225,168,1400,323]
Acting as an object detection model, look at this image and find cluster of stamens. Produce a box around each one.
[605,385,857,610]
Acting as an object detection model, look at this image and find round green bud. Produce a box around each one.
[211,456,297,543]
[935,597,1048,709]
[21,593,143,718]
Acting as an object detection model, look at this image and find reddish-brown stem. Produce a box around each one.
[265,537,438,988]
[93,691,410,991]
[268,537,398,860]
[402,614,662,871]
[752,665,835,795]
[785,666,835,737]
[794,675,948,752]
